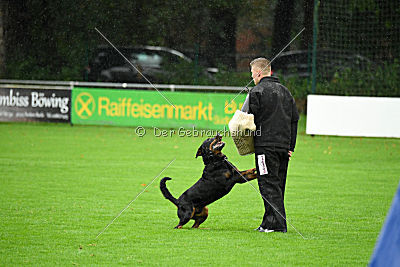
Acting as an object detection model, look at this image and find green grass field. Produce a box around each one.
[1,117,399,266]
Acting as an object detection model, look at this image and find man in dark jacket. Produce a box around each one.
[248,57,299,233]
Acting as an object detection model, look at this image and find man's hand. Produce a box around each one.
[288,151,293,160]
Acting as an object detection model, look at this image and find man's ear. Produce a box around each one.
[195,146,202,158]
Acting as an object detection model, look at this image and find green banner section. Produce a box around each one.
[71,87,246,130]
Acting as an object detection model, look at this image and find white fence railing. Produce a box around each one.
[0,79,246,92]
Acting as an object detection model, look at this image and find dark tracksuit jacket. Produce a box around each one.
[248,76,299,151]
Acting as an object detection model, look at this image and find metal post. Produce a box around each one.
[311,0,319,94]
[85,39,89,81]
[194,43,199,84]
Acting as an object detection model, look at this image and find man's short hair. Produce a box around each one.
[250,57,271,75]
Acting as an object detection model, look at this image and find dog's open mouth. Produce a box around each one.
[212,140,225,151]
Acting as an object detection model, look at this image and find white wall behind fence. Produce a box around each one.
[306,95,400,138]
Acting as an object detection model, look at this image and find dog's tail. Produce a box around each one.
[160,177,178,206]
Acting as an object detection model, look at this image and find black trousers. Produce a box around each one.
[255,146,289,232]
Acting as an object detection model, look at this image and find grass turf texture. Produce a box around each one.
[1,117,399,266]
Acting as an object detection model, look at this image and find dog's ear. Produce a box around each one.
[215,133,222,142]
[195,146,202,158]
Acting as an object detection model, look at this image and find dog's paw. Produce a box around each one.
[248,168,257,174]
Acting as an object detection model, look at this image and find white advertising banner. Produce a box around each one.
[306,95,400,138]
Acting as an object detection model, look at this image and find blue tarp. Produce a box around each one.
[370,182,400,267]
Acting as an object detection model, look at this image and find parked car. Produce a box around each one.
[272,50,372,79]
[86,45,218,83]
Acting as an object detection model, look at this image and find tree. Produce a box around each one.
[153,0,246,69]
[271,0,295,55]
[301,0,314,50]
[0,0,5,78]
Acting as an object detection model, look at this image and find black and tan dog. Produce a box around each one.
[160,134,257,229]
